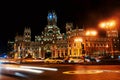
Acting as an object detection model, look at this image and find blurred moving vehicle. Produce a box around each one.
[85,56,96,62]
[0,58,17,64]
[15,58,44,64]
[44,57,64,63]
[68,57,84,63]
[22,58,44,63]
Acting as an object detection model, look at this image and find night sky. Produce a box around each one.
[0,0,120,53]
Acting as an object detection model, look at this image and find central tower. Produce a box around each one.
[47,10,57,25]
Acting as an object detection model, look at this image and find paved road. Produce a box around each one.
[0,63,120,80]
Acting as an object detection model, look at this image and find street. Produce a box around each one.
[0,63,120,80]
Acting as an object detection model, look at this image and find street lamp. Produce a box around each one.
[99,20,116,30]
[86,30,97,36]
[105,44,109,55]
[74,38,83,42]
[99,20,116,57]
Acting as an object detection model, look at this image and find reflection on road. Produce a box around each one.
[63,70,120,74]
[0,63,120,80]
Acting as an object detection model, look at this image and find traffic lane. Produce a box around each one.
[0,64,26,80]
[0,64,44,80]
[38,71,120,80]
[59,65,120,80]
[0,74,26,80]
[23,64,120,80]
[1,63,120,80]
[0,64,58,80]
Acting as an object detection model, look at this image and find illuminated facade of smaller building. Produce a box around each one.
[66,23,119,57]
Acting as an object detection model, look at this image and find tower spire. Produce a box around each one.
[24,27,31,42]
[47,10,57,25]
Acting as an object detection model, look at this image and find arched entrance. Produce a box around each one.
[44,44,52,58]
[45,51,52,58]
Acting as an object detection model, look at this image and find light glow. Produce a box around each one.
[5,66,43,73]
[106,44,108,48]
[15,72,27,78]
[74,38,83,42]
[20,66,58,71]
[86,30,97,36]
[99,20,116,29]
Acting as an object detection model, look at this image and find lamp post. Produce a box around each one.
[105,44,109,55]
[99,20,116,58]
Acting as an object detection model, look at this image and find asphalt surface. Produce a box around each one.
[0,63,120,80]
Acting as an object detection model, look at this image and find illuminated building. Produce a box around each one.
[14,11,67,59]
[35,11,67,58]
[13,11,120,59]
[14,27,32,58]
[66,23,119,57]
[99,20,120,57]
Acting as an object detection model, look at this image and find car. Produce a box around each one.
[22,58,43,63]
[68,57,84,63]
[15,58,44,64]
[44,58,64,64]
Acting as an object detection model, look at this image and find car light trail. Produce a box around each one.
[15,72,27,78]
[20,66,58,71]
[5,67,43,74]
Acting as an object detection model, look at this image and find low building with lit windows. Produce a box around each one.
[66,22,119,57]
